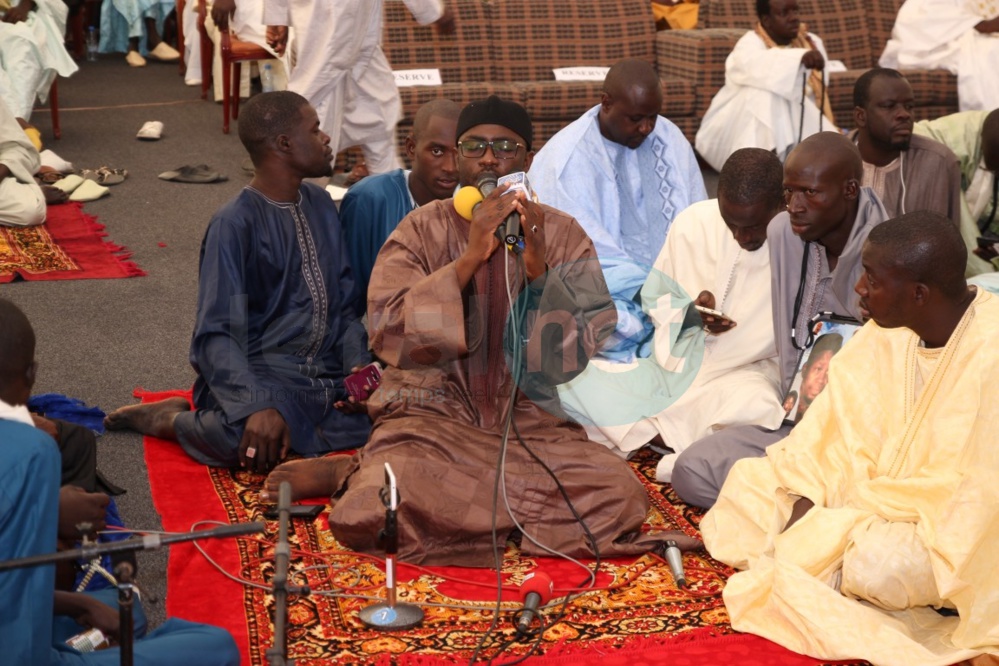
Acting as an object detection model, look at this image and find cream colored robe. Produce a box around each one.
[557,199,783,481]
[703,288,999,666]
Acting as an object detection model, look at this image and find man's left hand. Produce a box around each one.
[519,197,547,282]
[2,0,33,23]
[239,408,290,473]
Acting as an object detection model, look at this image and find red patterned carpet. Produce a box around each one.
[138,388,866,665]
[0,202,145,282]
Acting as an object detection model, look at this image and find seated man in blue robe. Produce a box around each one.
[0,298,240,665]
[104,91,372,473]
[340,98,460,312]
[529,58,707,362]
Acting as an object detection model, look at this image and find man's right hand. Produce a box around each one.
[58,486,110,541]
[266,25,288,55]
[694,290,736,334]
[801,50,825,70]
[455,182,517,287]
[211,0,237,31]
[239,408,290,473]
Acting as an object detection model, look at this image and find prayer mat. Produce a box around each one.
[138,388,867,666]
[0,202,145,282]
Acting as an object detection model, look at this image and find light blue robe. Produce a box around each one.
[529,105,707,361]
[99,0,175,55]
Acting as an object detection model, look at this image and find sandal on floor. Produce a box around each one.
[137,121,163,140]
[82,167,128,186]
[69,179,110,202]
[52,173,85,194]
[158,164,227,184]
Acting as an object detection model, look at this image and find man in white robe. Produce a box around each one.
[557,148,785,482]
[263,0,454,175]
[703,211,999,666]
[0,0,78,121]
[182,0,289,100]
[0,98,45,228]
[696,0,839,172]
[880,0,999,111]
[529,58,707,362]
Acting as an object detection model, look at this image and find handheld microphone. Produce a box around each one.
[452,174,523,252]
[515,570,554,635]
[665,539,687,588]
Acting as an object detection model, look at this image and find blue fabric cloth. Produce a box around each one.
[0,418,62,666]
[528,105,708,362]
[340,168,414,314]
[51,590,239,666]
[28,393,107,434]
[182,184,371,462]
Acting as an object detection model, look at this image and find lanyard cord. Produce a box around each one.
[790,241,813,351]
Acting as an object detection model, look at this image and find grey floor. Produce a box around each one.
[7,55,719,629]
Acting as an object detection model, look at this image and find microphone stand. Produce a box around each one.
[265,481,293,666]
[359,463,423,630]
[0,521,265,666]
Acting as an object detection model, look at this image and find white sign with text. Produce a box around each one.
[393,69,443,87]
[552,66,610,81]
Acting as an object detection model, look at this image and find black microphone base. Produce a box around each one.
[359,602,424,631]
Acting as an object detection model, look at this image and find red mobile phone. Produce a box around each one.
[344,362,382,401]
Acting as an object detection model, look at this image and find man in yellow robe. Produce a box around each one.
[702,211,999,666]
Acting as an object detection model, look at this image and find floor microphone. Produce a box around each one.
[515,570,554,635]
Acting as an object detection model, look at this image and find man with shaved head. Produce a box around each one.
[105,92,372,472]
[558,148,788,481]
[529,57,707,362]
[671,132,891,508]
[340,98,461,310]
[702,211,999,664]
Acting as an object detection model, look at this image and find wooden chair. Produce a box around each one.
[176,0,186,75]
[197,0,270,134]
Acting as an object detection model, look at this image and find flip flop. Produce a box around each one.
[241,158,255,176]
[69,179,110,202]
[52,173,84,194]
[137,121,163,141]
[81,167,128,186]
[158,164,227,183]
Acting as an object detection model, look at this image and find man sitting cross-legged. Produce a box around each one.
[702,212,999,665]
[557,148,788,483]
[262,96,700,566]
[105,91,371,473]
[670,132,891,508]
[340,98,461,310]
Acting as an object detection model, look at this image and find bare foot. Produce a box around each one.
[261,455,354,503]
[104,397,190,439]
[42,185,68,206]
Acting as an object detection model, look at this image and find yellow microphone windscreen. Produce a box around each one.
[453,185,484,221]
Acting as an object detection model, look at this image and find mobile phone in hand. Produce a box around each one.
[343,362,382,401]
[694,304,735,324]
